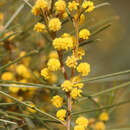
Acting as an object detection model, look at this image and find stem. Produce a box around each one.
[58,51,68,80]
[66,93,72,130]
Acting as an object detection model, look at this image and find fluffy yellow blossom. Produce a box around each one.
[27,103,36,113]
[56,109,66,121]
[31,6,41,16]
[61,80,73,92]
[48,18,61,32]
[34,22,46,32]
[1,72,14,81]
[49,51,59,59]
[16,64,31,79]
[77,62,90,76]
[74,125,85,130]
[31,0,48,16]
[70,88,82,99]
[72,75,81,82]
[9,85,20,93]
[99,112,109,122]
[82,1,95,12]
[0,13,4,21]
[73,47,85,60]
[51,95,63,108]
[79,29,90,40]
[53,37,73,51]
[79,14,85,25]
[62,12,68,19]
[65,55,77,68]
[76,116,88,127]
[55,0,66,13]
[68,1,79,11]
[41,68,50,80]
[47,58,61,72]
[48,73,57,84]
[74,83,84,89]
[72,76,84,88]
[94,122,106,130]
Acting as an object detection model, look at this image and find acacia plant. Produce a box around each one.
[0,0,130,130]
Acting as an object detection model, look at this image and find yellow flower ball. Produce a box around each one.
[47,58,61,72]
[76,116,88,127]
[68,1,79,11]
[79,14,85,25]
[48,73,57,84]
[73,47,85,60]
[61,80,73,92]
[48,51,59,59]
[77,62,90,76]
[65,55,77,68]
[9,85,20,93]
[73,83,84,89]
[94,121,106,130]
[51,95,63,108]
[61,12,68,19]
[34,22,46,32]
[48,18,61,32]
[82,1,95,12]
[74,125,85,130]
[16,64,31,79]
[31,6,41,16]
[1,72,14,81]
[72,75,81,82]
[56,109,66,121]
[41,68,51,80]
[99,112,109,122]
[31,0,48,16]
[79,29,90,40]
[70,88,82,99]
[53,37,73,51]
[55,0,66,13]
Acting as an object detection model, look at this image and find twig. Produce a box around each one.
[0,80,59,90]
[0,119,17,125]
[22,0,32,8]
[4,4,25,29]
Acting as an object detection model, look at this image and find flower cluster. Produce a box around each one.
[74,116,88,130]
[32,0,95,128]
